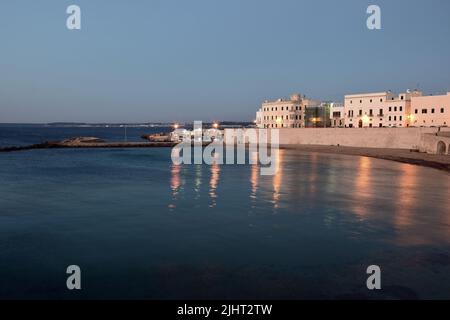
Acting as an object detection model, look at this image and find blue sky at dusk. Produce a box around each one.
[1,0,450,123]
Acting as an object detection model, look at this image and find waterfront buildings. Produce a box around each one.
[410,92,450,127]
[170,128,223,142]
[344,90,423,128]
[329,102,345,127]
[305,103,332,128]
[256,94,320,129]
[256,89,449,130]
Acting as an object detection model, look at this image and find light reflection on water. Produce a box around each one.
[167,149,450,247]
[1,148,450,299]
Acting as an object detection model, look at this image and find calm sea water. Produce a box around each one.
[0,124,170,147]
[1,126,450,299]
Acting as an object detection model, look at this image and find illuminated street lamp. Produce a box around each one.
[173,123,179,130]
[212,122,219,129]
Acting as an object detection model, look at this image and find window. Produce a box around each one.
[281,107,284,111]
[380,98,383,102]
[360,100,362,103]
[394,107,397,112]
[432,108,435,114]
[399,116,402,121]
[422,109,427,114]
[441,108,445,113]
[350,100,352,104]
[379,109,383,116]
[389,107,392,112]
[389,116,392,121]
[400,106,403,111]
[394,116,397,121]
[401,96,404,100]
[370,99,373,103]
[369,109,373,116]
[359,110,362,116]
[415,109,418,114]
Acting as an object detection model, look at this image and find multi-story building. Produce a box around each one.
[256,94,320,129]
[344,90,422,128]
[305,102,331,128]
[255,89,449,129]
[329,102,345,127]
[410,92,450,127]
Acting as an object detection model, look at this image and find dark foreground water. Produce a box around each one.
[1,128,450,299]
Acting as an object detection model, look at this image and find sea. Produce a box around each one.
[0,124,450,299]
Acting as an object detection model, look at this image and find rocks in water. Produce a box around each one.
[60,137,104,145]
[141,133,171,142]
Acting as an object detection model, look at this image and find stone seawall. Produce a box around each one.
[224,127,450,155]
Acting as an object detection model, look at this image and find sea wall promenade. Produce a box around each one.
[225,127,450,155]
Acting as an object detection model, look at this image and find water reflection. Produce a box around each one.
[209,163,220,208]
[271,149,283,209]
[169,164,182,209]
[393,164,450,245]
[308,153,319,197]
[194,165,202,200]
[250,150,259,203]
[166,150,450,247]
[394,165,418,228]
[351,156,373,219]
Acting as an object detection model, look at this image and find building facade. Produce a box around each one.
[330,102,345,127]
[256,90,449,130]
[344,90,422,128]
[305,102,331,128]
[256,94,320,129]
[410,92,450,127]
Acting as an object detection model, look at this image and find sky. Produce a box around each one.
[1,0,450,123]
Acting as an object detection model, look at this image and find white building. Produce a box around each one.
[256,93,320,129]
[329,102,345,127]
[344,90,422,128]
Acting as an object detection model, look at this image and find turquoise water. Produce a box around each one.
[0,147,450,299]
